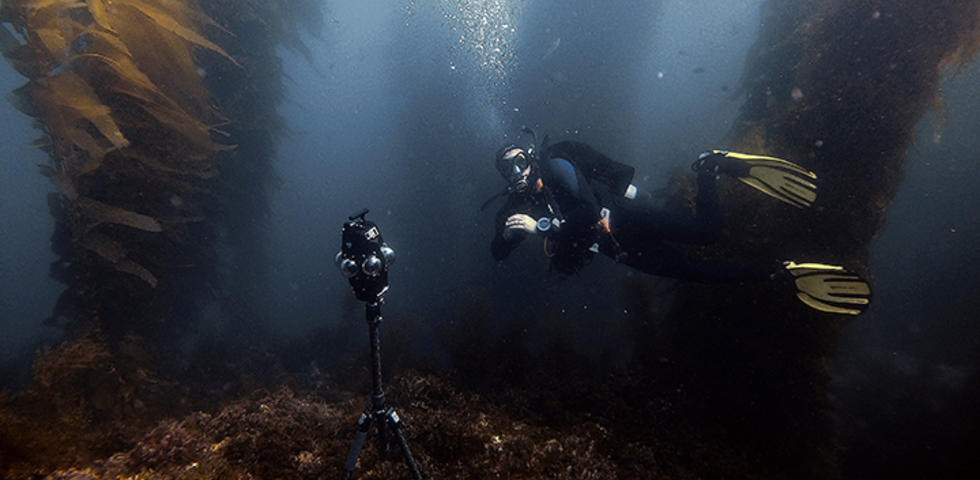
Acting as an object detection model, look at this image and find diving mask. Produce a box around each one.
[495,146,531,190]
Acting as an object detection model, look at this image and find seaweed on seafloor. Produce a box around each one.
[0,336,190,478]
[4,345,772,480]
[31,374,620,480]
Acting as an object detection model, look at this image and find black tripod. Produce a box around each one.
[335,211,421,479]
[341,301,423,480]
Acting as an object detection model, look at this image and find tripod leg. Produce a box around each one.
[376,406,390,458]
[341,411,374,480]
[387,409,423,480]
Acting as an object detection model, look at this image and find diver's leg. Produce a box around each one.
[689,169,722,243]
[612,171,722,245]
[618,241,770,283]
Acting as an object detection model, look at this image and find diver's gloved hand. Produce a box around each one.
[502,214,537,240]
[691,151,749,178]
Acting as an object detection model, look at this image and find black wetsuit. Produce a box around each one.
[491,141,771,282]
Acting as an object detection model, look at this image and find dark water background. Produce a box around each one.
[2,0,978,477]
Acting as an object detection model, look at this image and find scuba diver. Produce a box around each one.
[483,128,872,315]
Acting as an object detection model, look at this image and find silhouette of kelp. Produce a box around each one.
[658,1,980,478]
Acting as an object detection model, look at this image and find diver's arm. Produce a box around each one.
[537,157,604,274]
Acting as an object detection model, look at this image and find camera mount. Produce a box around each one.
[335,209,422,480]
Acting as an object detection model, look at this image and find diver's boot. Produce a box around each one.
[692,150,747,177]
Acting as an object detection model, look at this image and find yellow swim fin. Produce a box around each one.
[783,261,871,315]
[697,150,818,208]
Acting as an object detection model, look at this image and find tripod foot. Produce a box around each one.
[341,408,422,480]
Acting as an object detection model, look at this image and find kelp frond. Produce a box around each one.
[35,71,130,150]
[2,0,235,323]
[120,0,238,66]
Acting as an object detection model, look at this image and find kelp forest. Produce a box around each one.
[1,0,979,479]
[0,0,328,476]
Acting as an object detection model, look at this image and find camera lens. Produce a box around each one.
[340,258,359,278]
[362,255,383,276]
[380,244,395,266]
[335,251,344,267]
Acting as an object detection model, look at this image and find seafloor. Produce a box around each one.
[1,337,759,479]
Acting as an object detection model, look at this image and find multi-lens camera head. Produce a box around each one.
[336,209,395,302]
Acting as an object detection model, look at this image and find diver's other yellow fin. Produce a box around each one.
[783,261,871,315]
[713,150,818,208]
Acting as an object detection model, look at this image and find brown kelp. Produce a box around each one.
[730,0,980,252]
[1,0,236,344]
[0,1,234,472]
[1,0,322,476]
[660,1,980,478]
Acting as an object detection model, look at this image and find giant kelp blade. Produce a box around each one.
[7,82,39,116]
[77,50,219,151]
[32,26,70,57]
[2,43,37,77]
[37,71,129,150]
[86,0,115,32]
[116,259,158,287]
[79,231,156,286]
[36,98,112,162]
[156,0,231,35]
[23,0,84,8]
[78,24,133,56]
[107,3,209,108]
[121,0,239,66]
[0,22,23,56]
[76,196,163,232]
[47,165,78,199]
[80,231,126,263]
